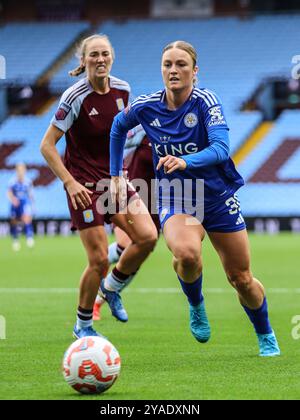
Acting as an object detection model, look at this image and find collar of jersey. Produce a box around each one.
[160,88,195,113]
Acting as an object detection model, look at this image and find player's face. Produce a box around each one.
[83,39,114,80]
[161,48,198,93]
[16,164,26,180]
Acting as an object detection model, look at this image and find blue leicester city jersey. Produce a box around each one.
[111,88,244,207]
[8,178,32,205]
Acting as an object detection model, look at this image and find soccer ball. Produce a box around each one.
[62,336,121,394]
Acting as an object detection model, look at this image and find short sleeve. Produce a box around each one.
[121,102,141,129]
[50,91,77,133]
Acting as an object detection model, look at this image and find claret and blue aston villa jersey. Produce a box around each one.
[110,87,244,206]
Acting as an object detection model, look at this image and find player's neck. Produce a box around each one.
[165,87,193,110]
[89,76,110,95]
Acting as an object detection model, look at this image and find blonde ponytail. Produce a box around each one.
[69,64,86,77]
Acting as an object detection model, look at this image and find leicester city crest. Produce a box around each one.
[184,113,198,128]
[160,207,169,222]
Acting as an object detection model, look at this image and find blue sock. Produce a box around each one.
[24,223,33,239]
[178,274,204,307]
[242,297,272,335]
[11,224,18,240]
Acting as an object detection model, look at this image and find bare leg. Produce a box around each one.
[163,214,205,283]
[208,230,264,309]
[79,226,109,309]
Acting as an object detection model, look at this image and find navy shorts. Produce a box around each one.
[10,202,32,219]
[159,192,246,233]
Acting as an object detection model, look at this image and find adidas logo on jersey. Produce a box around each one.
[89,108,99,116]
[150,118,161,127]
[236,215,245,225]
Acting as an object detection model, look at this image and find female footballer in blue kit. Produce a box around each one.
[109,40,280,357]
[7,163,35,251]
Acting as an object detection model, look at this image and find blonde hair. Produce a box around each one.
[162,40,198,84]
[69,34,115,77]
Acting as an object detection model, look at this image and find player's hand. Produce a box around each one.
[12,197,20,207]
[156,155,187,174]
[64,179,93,210]
[110,176,127,207]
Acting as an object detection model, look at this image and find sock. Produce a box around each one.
[116,244,125,256]
[97,269,138,301]
[242,297,272,335]
[104,267,133,293]
[76,306,93,330]
[24,223,33,239]
[95,294,105,305]
[178,274,204,307]
[119,270,138,292]
[11,225,18,240]
[108,242,125,264]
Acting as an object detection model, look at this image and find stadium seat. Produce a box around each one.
[1,15,300,218]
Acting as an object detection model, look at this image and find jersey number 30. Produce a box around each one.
[225,195,240,215]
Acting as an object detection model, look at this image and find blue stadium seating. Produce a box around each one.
[0,22,90,85]
[50,15,300,152]
[238,110,300,216]
[0,102,68,218]
[1,16,300,219]
[0,168,68,219]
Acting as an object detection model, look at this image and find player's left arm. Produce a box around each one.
[157,95,230,174]
[156,128,229,174]
[180,127,229,171]
[181,95,230,171]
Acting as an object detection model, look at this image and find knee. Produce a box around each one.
[227,269,253,292]
[89,250,109,276]
[23,216,31,224]
[137,228,158,251]
[174,247,202,271]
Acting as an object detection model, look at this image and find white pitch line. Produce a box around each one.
[0,288,300,294]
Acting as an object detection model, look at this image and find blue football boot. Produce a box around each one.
[189,300,211,343]
[257,330,281,357]
[100,280,128,322]
[73,325,104,340]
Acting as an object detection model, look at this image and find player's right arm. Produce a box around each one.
[110,105,140,202]
[40,124,92,211]
[110,105,140,175]
[7,186,19,207]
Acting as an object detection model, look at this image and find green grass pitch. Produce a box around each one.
[0,233,300,400]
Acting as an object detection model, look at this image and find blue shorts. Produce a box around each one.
[159,192,246,233]
[10,202,32,219]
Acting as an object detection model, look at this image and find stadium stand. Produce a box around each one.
[50,15,300,153]
[238,110,300,216]
[0,22,90,85]
[1,15,300,221]
[0,101,68,218]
